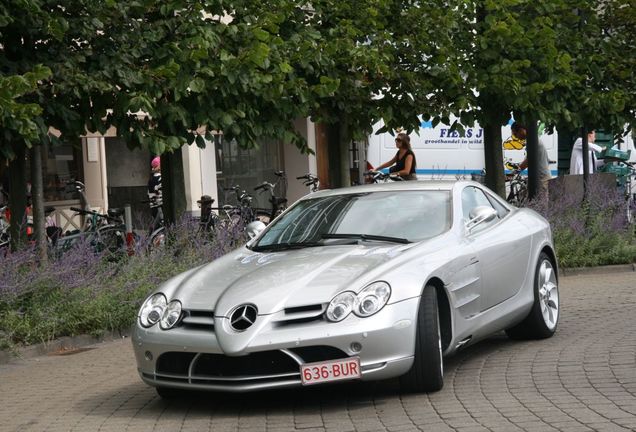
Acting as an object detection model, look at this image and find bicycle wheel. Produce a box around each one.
[507,180,527,207]
[96,226,125,256]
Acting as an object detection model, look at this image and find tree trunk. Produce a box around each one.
[483,121,505,198]
[8,145,27,250]
[326,122,342,188]
[161,149,186,225]
[581,125,589,199]
[525,116,539,201]
[338,120,351,188]
[30,144,47,263]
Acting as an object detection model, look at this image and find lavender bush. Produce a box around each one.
[0,214,246,350]
[527,178,636,268]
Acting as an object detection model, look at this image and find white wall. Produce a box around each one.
[283,118,317,205]
[82,136,108,211]
[184,139,219,216]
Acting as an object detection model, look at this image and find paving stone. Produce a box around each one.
[0,272,635,431]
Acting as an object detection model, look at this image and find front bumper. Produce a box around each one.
[132,297,419,392]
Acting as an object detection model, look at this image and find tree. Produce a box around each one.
[239,0,465,187]
[446,0,636,199]
[2,0,320,236]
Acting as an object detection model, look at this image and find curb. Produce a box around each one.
[561,263,636,277]
[0,329,131,365]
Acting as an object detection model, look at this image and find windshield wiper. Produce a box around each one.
[250,242,323,252]
[321,233,411,244]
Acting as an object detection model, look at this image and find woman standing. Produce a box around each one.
[375,132,417,180]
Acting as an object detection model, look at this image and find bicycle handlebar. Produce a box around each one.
[70,207,120,223]
[254,182,274,192]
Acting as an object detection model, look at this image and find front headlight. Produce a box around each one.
[160,300,182,329]
[325,282,392,322]
[326,291,358,322]
[139,293,167,328]
[355,281,391,317]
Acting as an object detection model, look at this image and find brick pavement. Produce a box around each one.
[0,272,635,432]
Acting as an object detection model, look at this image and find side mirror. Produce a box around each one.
[465,206,498,232]
[245,220,267,240]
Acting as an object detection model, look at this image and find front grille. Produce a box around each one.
[152,346,350,388]
[275,304,326,326]
[195,351,298,376]
[180,310,215,330]
[289,346,349,363]
[157,352,196,375]
[285,304,323,314]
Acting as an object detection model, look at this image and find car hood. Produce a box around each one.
[164,243,413,316]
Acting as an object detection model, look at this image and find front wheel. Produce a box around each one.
[506,252,559,339]
[255,211,271,225]
[400,285,444,393]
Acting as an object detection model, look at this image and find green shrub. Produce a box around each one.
[528,178,636,267]
[0,216,245,350]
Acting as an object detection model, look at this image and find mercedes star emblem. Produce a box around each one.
[229,304,258,331]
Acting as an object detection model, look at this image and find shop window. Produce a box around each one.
[28,141,83,203]
[215,135,285,209]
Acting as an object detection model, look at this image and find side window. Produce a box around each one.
[461,187,495,221]
[484,191,510,219]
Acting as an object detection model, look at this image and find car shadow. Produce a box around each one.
[79,332,518,418]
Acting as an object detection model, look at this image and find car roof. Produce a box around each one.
[303,180,479,199]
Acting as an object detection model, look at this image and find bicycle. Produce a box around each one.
[363,170,405,183]
[254,171,288,224]
[297,173,320,193]
[141,197,165,250]
[504,161,528,207]
[58,206,128,257]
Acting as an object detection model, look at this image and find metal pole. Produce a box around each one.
[581,125,589,198]
[124,203,134,255]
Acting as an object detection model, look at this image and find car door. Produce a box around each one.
[461,186,533,312]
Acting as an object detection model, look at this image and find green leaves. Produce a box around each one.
[2,0,634,164]
[0,65,52,148]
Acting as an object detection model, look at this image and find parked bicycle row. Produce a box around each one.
[0,180,131,257]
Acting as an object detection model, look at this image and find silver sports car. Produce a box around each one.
[132,180,559,397]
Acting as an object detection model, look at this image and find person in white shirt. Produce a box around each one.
[569,130,604,174]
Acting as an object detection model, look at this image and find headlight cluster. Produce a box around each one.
[325,282,391,322]
[139,293,182,330]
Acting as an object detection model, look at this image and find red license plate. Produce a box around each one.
[300,357,361,386]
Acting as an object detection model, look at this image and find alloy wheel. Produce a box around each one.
[538,260,559,330]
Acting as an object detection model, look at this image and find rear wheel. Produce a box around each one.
[400,285,444,393]
[506,252,559,340]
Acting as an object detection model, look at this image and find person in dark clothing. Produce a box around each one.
[147,156,163,224]
[375,132,417,180]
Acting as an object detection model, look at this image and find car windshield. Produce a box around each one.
[251,190,451,251]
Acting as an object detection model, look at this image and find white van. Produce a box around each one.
[367,119,636,181]
[366,119,560,179]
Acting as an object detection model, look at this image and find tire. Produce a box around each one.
[93,226,125,258]
[400,285,444,393]
[148,227,166,250]
[255,211,271,225]
[507,180,527,207]
[506,252,559,340]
